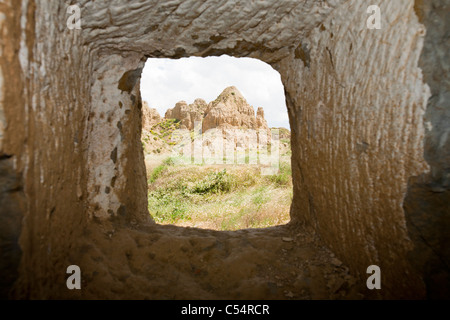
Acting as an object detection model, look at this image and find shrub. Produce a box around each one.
[148,190,189,223]
[148,157,175,183]
[267,162,292,186]
[149,164,165,183]
[191,169,232,194]
[162,157,175,166]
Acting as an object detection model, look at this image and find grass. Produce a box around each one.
[190,169,232,194]
[149,165,165,183]
[148,157,176,183]
[266,162,292,186]
[147,157,292,230]
[145,119,181,142]
[143,120,292,230]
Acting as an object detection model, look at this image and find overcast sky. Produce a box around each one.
[140,55,289,128]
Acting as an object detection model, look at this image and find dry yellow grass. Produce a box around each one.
[146,158,293,230]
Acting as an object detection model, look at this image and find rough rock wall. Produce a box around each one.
[0,0,92,297]
[415,0,450,188]
[0,1,28,299]
[404,0,450,299]
[0,0,447,298]
[79,0,340,63]
[87,52,149,222]
[0,0,341,298]
[165,99,208,130]
[278,0,431,298]
[256,107,269,129]
[0,156,24,299]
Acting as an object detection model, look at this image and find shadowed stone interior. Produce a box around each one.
[0,0,448,299]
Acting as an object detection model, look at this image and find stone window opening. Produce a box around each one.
[139,56,293,231]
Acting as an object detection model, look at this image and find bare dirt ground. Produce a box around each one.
[95,149,368,300]
[66,145,365,299]
[73,221,365,299]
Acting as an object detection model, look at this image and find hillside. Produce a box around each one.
[141,86,291,156]
[141,86,292,230]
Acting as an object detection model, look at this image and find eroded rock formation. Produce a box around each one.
[202,86,269,132]
[144,87,273,159]
[141,102,162,131]
[165,98,208,130]
[162,86,270,133]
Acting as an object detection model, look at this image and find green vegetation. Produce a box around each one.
[148,157,176,183]
[148,164,166,184]
[266,162,292,186]
[146,119,181,142]
[191,169,232,194]
[143,120,292,230]
[147,157,292,230]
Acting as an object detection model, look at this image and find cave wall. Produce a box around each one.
[280,0,432,298]
[0,0,92,298]
[0,0,341,299]
[87,53,149,223]
[0,0,447,299]
[404,0,450,299]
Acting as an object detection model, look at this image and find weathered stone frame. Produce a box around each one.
[0,0,448,299]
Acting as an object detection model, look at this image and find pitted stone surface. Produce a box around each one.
[0,0,447,299]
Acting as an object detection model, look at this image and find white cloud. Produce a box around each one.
[140,55,289,128]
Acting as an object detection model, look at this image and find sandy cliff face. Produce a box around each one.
[202,86,269,132]
[161,86,270,133]
[165,98,208,130]
[144,87,273,159]
[141,102,161,131]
